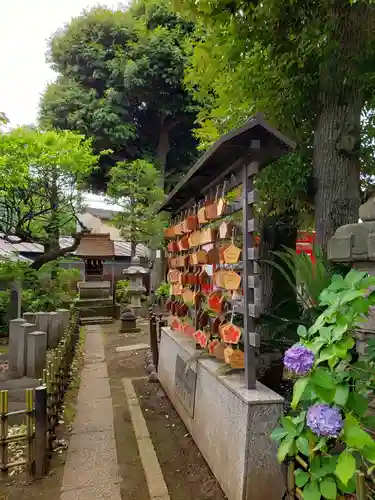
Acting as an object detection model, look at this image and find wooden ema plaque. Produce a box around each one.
[182,215,198,233]
[220,323,241,344]
[219,221,235,239]
[208,292,224,314]
[224,347,245,369]
[172,283,183,295]
[222,270,241,291]
[190,250,207,265]
[193,329,209,348]
[189,231,201,248]
[200,227,218,245]
[214,342,226,360]
[197,206,207,224]
[223,244,242,264]
[182,288,194,304]
[216,197,227,217]
[208,338,220,356]
[177,236,189,252]
[168,269,181,283]
[207,246,220,265]
[205,202,218,220]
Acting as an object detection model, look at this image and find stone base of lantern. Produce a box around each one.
[158,327,285,500]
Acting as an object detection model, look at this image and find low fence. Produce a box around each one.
[0,310,79,478]
[286,457,372,500]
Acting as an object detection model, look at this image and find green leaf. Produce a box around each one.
[347,392,368,416]
[311,367,336,389]
[270,427,288,441]
[277,435,294,463]
[291,377,309,410]
[313,385,335,403]
[281,416,297,435]
[296,436,309,456]
[343,414,375,450]
[303,480,321,500]
[331,323,348,341]
[294,469,309,488]
[297,325,308,338]
[317,345,336,364]
[334,384,349,406]
[335,450,356,485]
[319,326,332,342]
[319,476,337,499]
[313,437,327,452]
[344,269,367,287]
[339,289,365,305]
[308,338,326,354]
[363,445,375,464]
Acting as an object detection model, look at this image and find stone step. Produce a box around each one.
[80,317,114,325]
[78,304,117,319]
[76,298,114,307]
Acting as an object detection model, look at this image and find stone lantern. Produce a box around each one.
[122,256,149,316]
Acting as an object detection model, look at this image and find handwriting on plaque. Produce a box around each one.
[174,355,197,417]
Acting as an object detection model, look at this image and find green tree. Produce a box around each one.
[107,159,165,257]
[0,127,98,268]
[173,0,375,249]
[39,1,200,192]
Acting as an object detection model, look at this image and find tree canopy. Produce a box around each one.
[39,1,200,192]
[107,159,165,255]
[172,0,375,247]
[0,127,98,268]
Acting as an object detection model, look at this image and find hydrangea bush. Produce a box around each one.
[271,269,375,500]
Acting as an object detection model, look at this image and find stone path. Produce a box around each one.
[60,325,122,500]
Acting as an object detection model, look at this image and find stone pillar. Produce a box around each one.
[34,312,49,349]
[23,312,36,325]
[8,318,26,378]
[26,331,47,378]
[57,308,70,332]
[48,312,61,349]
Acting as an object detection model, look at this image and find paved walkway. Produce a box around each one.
[60,325,122,500]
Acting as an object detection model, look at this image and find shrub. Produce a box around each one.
[116,280,130,304]
[271,269,375,498]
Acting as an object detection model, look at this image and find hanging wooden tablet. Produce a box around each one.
[182,215,198,233]
[229,349,245,370]
[219,221,235,240]
[177,236,190,252]
[214,342,226,360]
[200,227,218,245]
[208,291,224,314]
[189,230,201,248]
[190,249,207,265]
[208,338,220,356]
[182,288,194,304]
[205,202,218,220]
[174,223,184,236]
[197,206,207,225]
[168,269,181,283]
[164,227,175,239]
[221,323,242,344]
[172,283,183,296]
[219,244,230,264]
[171,317,180,330]
[224,346,234,364]
[176,302,188,317]
[223,244,242,264]
[216,197,227,217]
[167,241,177,252]
[207,246,220,265]
[194,329,210,348]
[213,269,225,288]
[222,270,241,291]
[183,323,195,336]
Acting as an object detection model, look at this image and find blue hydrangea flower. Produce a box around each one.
[307,404,343,437]
[283,344,315,375]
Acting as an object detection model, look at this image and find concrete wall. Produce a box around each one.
[158,327,285,500]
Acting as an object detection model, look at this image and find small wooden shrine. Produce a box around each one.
[75,233,115,281]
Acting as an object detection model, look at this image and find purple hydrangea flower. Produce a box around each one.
[283,344,315,375]
[307,404,343,437]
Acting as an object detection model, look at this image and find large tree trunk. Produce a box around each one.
[313,1,373,250]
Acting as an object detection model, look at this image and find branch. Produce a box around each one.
[30,231,88,271]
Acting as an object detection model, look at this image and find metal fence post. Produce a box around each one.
[34,386,47,479]
[149,311,159,369]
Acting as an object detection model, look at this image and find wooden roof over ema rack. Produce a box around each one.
[75,233,115,259]
[159,113,296,214]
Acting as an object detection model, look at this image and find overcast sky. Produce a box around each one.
[0,1,125,127]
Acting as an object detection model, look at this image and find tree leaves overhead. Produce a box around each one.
[0,127,98,252]
[39,1,200,192]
